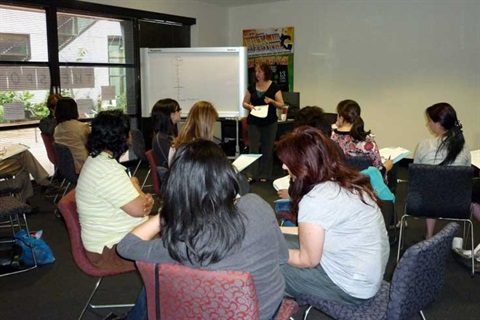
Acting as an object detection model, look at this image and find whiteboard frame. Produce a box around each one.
[140,47,247,118]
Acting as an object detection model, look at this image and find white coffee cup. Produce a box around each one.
[452,237,463,249]
[280,113,287,121]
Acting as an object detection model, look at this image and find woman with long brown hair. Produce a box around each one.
[277,126,389,305]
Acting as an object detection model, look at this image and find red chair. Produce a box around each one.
[57,189,135,320]
[136,261,299,320]
[145,149,161,196]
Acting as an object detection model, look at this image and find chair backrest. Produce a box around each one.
[57,189,130,278]
[40,133,57,166]
[344,156,373,172]
[130,128,147,161]
[145,150,162,196]
[53,143,78,184]
[386,222,459,320]
[406,164,473,219]
[323,112,338,126]
[241,117,249,147]
[136,262,260,320]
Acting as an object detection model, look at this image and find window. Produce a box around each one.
[0,33,31,61]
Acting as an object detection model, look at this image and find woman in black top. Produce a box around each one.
[151,98,181,168]
[242,63,284,181]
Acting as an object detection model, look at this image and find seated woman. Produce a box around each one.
[39,93,61,136]
[118,139,288,320]
[276,126,390,305]
[151,98,181,172]
[331,99,393,176]
[413,102,478,239]
[76,110,154,273]
[53,97,90,171]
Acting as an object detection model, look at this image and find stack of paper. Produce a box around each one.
[232,154,262,172]
[379,147,411,164]
[273,175,291,191]
[0,143,29,161]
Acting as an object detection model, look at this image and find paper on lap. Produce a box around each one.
[379,147,411,164]
[273,175,290,191]
[232,154,262,172]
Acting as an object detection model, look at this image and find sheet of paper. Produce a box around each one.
[249,105,268,118]
[380,147,411,164]
[471,149,480,169]
[272,175,290,191]
[232,154,262,172]
[0,143,29,161]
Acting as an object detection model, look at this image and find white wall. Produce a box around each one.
[228,0,480,153]
[80,0,229,47]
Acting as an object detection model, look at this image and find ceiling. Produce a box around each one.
[194,0,287,7]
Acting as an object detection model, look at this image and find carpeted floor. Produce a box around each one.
[1,161,479,320]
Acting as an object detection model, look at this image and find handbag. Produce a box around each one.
[15,229,55,267]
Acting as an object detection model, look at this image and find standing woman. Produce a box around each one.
[414,102,473,239]
[243,62,284,182]
[151,98,181,168]
[277,127,389,304]
[331,99,393,176]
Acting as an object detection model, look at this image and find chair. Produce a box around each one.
[344,156,373,172]
[136,262,299,320]
[53,143,79,216]
[145,150,162,196]
[397,164,474,275]
[40,133,58,182]
[298,222,460,320]
[130,128,151,188]
[57,189,135,320]
[0,196,36,277]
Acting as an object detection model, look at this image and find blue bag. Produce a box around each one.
[15,230,55,267]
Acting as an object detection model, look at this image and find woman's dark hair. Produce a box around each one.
[276,126,379,214]
[55,97,79,123]
[87,110,131,160]
[426,102,465,165]
[293,106,332,136]
[160,139,245,266]
[336,99,371,141]
[151,98,179,135]
[255,62,273,81]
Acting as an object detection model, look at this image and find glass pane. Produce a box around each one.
[0,5,47,62]
[0,66,51,125]
[59,66,135,117]
[58,12,133,64]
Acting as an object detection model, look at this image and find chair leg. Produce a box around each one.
[54,181,71,217]
[303,305,313,320]
[420,310,427,320]
[467,220,475,277]
[141,169,151,190]
[132,160,142,177]
[79,277,103,320]
[397,215,408,262]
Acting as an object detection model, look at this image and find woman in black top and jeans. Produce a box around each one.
[242,63,284,181]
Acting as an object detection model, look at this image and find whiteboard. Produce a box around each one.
[140,47,247,118]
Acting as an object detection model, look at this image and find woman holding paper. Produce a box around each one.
[276,126,389,304]
[413,102,478,239]
[242,62,284,182]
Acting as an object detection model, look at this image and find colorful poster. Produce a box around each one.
[243,26,294,92]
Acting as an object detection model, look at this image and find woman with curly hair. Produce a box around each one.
[277,126,389,305]
[76,110,154,273]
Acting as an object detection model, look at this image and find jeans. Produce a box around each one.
[127,287,147,320]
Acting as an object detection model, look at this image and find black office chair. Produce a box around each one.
[397,164,474,275]
[53,143,79,217]
[130,128,151,189]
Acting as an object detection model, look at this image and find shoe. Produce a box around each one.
[41,185,62,197]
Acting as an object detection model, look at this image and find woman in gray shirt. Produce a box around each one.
[118,139,288,320]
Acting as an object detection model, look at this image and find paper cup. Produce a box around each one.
[280,114,287,121]
[452,237,463,249]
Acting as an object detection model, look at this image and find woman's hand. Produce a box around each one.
[383,159,394,172]
[264,97,274,105]
[277,189,290,199]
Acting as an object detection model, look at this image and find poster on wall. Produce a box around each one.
[242,26,294,92]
